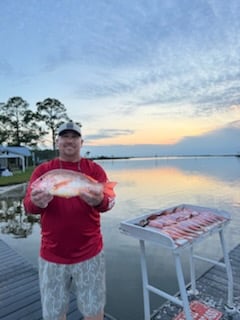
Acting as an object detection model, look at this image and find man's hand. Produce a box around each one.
[31,189,53,208]
[80,187,104,207]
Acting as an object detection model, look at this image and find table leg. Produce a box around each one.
[174,251,193,320]
[219,230,234,308]
[139,239,151,320]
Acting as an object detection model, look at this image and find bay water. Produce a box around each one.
[0,156,239,320]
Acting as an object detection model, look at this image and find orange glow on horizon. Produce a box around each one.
[87,120,214,146]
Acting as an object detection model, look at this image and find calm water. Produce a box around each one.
[0,156,240,320]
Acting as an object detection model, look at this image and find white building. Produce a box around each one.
[0,146,31,173]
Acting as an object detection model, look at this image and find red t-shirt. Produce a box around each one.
[24,158,115,264]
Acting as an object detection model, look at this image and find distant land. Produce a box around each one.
[82,142,240,159]
[38,124,240,159]
[89,154,240,160]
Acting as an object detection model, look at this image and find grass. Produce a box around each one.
[0,166,35,186]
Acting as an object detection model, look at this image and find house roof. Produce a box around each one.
[0,146,31,157]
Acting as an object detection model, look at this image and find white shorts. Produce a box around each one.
[39,251,106,320]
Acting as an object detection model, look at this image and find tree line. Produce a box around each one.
[0,96,81,151]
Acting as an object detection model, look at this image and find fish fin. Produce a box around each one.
[103,181,117,198]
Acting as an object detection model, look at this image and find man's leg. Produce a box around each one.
[39,257,71,320]
[84,311,104,320]
[72,251,106,320]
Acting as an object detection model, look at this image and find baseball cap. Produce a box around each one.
[57,122,81,136]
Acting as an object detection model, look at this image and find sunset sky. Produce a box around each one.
[0,0,240,156]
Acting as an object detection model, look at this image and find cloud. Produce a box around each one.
[85,129,134,143]
[0,60,14,77]
[174,124,240,154]
[1,0,240,146]
[43,46,75,72]
[228,119,240,128]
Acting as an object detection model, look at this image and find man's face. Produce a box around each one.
[57,131,82,159]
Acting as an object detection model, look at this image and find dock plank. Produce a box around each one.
[0,239,116,320]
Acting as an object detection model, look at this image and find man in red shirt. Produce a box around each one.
[24,121,116,320]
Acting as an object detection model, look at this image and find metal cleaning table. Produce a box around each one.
[120,204,234,320]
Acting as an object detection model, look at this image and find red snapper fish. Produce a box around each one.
[31,169,117,198]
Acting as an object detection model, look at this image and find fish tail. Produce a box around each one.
[103,181,117,197]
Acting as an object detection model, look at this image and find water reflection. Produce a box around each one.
[0,183,39,238]
[97,156,240,320]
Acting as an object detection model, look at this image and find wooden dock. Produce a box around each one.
[0,239,239,320]
[151,244,240,320]
[0,239,116,320]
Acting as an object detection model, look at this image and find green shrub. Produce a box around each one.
[0,167,35,186]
